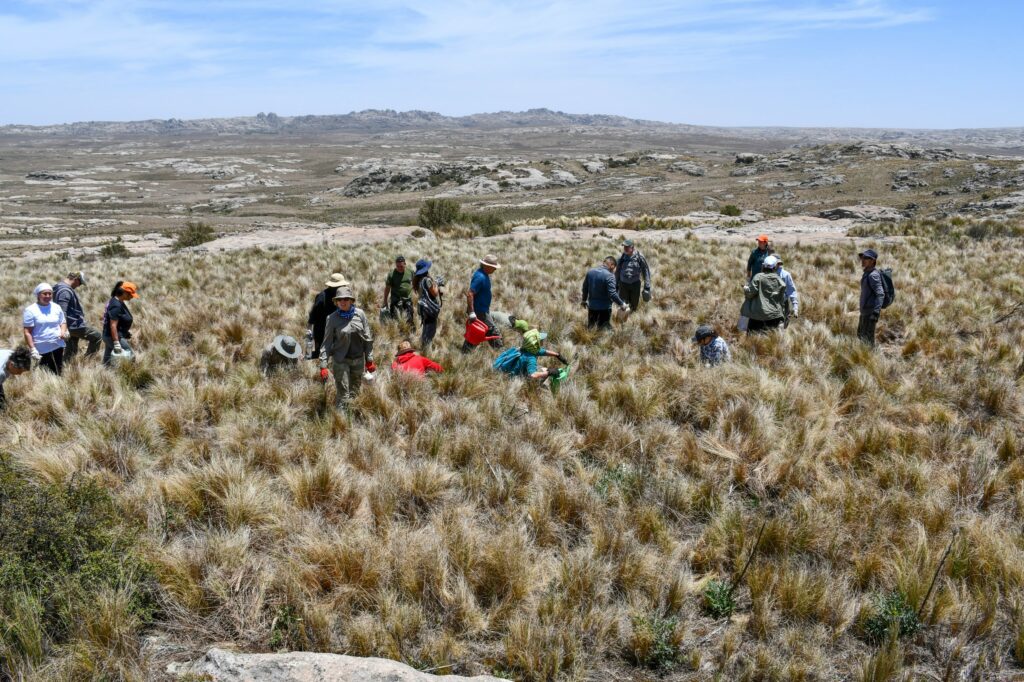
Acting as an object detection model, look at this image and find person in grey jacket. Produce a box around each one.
[741,255,786,334]
[858,249,885,347]
[53,271,101,361]
[319,287,376,411]
[616,239,651,310]
[582,257,629,329]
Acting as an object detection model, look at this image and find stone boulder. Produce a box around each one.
[735,153,767,165]
[668,161,706,176]
[581,160,606,174]
[170,648,506,682]
[818,205,904,222]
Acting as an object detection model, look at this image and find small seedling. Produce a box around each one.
[703,579,737,618]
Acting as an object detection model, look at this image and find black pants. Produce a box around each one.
[39,347,64,375]
[420,316,438,348]
[0,384,6,410]
[618,281,642,310]
[587,308,612,330]
[460,313,502,352]
[746,318,784,335]
[66,325,102,360]
[858,312,879,347]
[388,297,415,328]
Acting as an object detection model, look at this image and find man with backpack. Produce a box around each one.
[582,257,629,329]
[858,248,890,347]
[616,239,652,310]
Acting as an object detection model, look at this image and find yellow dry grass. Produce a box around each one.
[1,229,1023,680]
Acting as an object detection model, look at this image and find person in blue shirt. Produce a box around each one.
[463,253,503,351]
[582,257,629,329]
[772,256,800,326]
[692,325,731,367]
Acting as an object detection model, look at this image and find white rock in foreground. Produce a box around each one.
[171,648,507,682]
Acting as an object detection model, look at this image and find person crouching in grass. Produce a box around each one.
[392,340,443,375]
[0,347,33,410]
[692,325,730,367]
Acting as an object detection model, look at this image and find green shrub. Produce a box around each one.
[0,461,156,672]
[418,199,462,230]
[174,220,217,250]
[860,591,920,644]
[98,238,131,258]
[626,613,682,670]
[702,579,736,618]
[461,210,509,237]
[720,205,742,217]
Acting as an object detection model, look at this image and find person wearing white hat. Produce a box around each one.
[319,287,376,412]
[22,282,68,375]
[53,271,101,361]
[740,255,786,334]
[260,335,304,374]
[770,256,800,326]
[307,272,349,358]
[463,254,502,352]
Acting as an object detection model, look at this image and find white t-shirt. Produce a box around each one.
[22,303,66,354]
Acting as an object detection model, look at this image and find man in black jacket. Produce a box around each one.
[307,273,349,357]
[858,249,884,347]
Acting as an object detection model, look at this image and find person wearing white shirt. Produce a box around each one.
[22,282,68,375]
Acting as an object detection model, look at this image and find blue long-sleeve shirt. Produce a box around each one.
[778,267,799,315]
[582,266,625,311]
[860,268,884,316]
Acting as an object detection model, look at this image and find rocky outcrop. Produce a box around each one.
[891,169,929,192]
[819,205,904,222]
[735,153,767,165]
[668,161,705,176]
[170,648,506,682]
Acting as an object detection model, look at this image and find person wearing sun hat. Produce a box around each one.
[307,272,350,358]
[23,282,68,375]
[319,287,375,412]
[463,253,503,351]
[746,234,773,281]
[741,255,786,334]
[101,280,139,366]
[260,334,304,374]
[692,325,731,367]
[412,258,444,349]
[53,270,102,362]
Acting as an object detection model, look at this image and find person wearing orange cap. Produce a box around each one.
[746,235,774,281]
[102,280,139,366]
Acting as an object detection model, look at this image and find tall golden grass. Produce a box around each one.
[1,230,1022,680]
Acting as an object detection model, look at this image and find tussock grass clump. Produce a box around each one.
[1,233,1022,678]
[173,220,217,250]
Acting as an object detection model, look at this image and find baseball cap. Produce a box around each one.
[692,325,715,343]
[756,234,769,243]
[763,255,780,269]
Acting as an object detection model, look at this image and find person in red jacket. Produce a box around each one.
[391,340,444,375]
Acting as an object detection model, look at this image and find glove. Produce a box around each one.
[622,304,631,313]
[792,310,799,318]
[435,276,446,287]
[365,361,377,373]
[580,301,588,308]
[319,368,329,382]
[30,348,42,361]
[60,329,70,340]
[113,342,123,353]
[468,312,477,321]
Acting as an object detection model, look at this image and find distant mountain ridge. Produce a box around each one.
[3,108,1023,150]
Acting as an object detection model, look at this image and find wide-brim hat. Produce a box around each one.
[332,287,356,301]
[858,249,878,260]
[273,334,303,359]
[415,259,432,276]
[324,273,349,288]
[480,254,500,269]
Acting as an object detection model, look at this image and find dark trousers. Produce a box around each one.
[461,313,502,352]
[587,308,612,330]
[66,325,102,361]
[388,297,415,329]
[39,347,64,375]
[858,312,879,347]
[0,384,6,410]
[618,281,642,310]
[420,316,438,349]
[746,318,784,335]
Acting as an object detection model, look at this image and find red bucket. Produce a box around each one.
[464,319,501,345]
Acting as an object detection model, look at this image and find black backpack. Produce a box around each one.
[879,268,895,309]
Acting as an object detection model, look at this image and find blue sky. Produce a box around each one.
[0,0,1020,128]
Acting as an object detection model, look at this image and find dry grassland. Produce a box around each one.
[1,227,1023,681]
